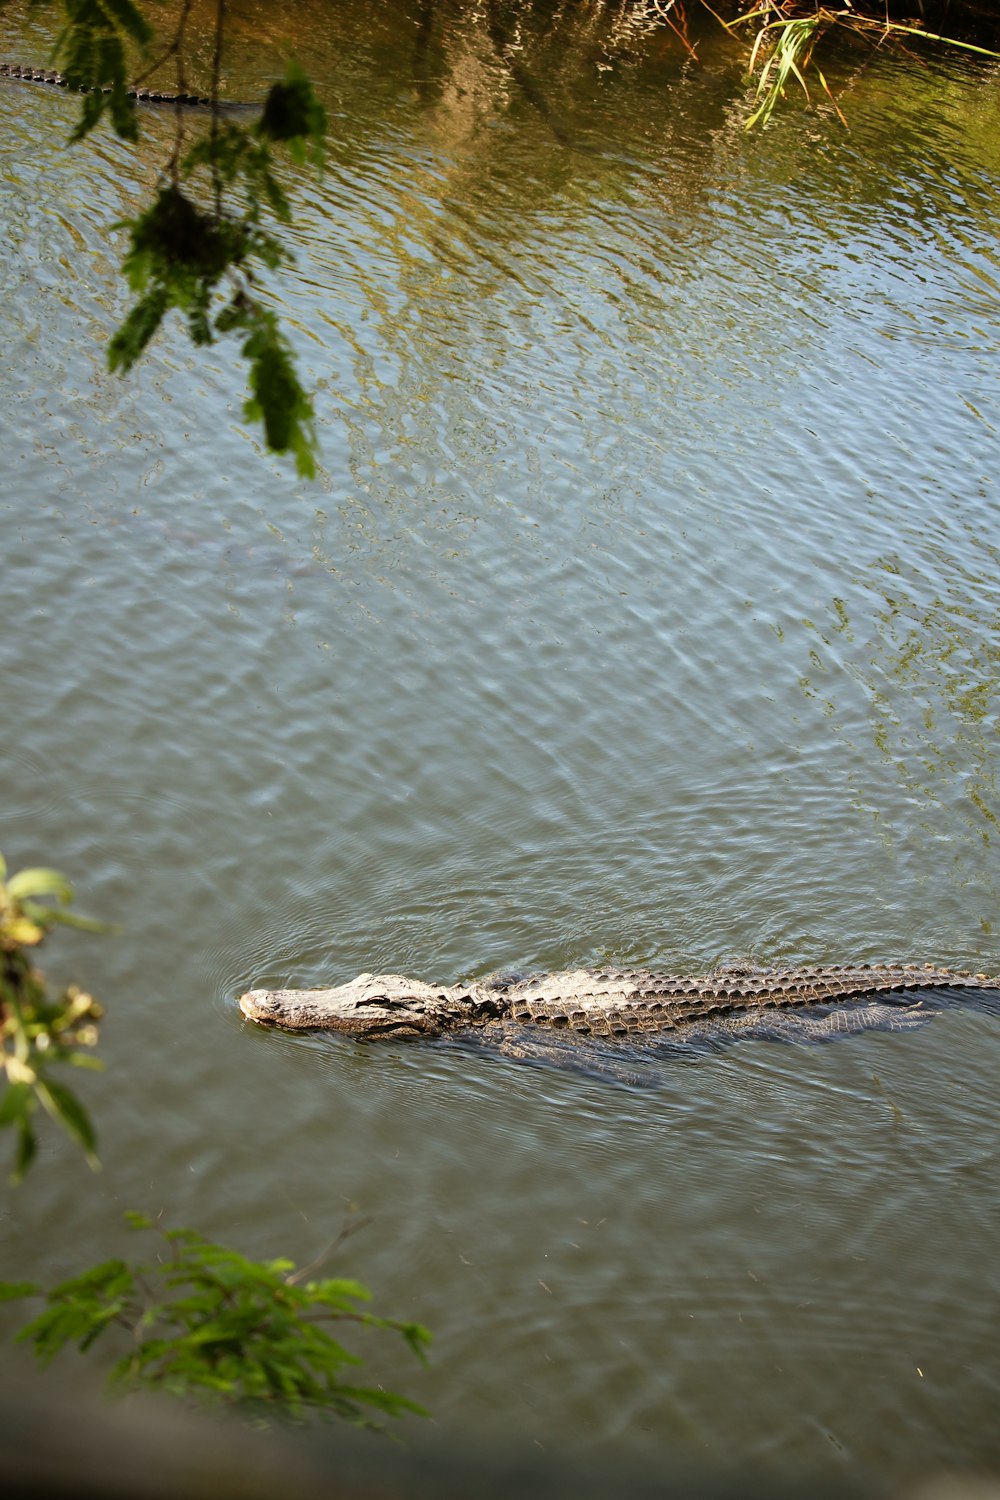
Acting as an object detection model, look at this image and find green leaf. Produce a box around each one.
[12,1120,37,1184]
[0,1081,34,1127]
[309,1277,372,1304]
[400,1321,433,1362]
[16,1294,125,1364]
[34,1078,99,1168]
[65,1053,105,1071]
[257,64,327,170]
[99,0,154,48]
[7,868,75,903]
[0,1281,39,1303]
[21,900,113,935]
[108,288,171,373]
[239,306,318,478]
[6,1216,433,1425]
[107,87,140,144]
[68,87,109,145]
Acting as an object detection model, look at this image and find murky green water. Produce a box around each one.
[2,1,999,1481]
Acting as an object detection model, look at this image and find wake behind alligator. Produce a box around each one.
[240,963,1000,1076]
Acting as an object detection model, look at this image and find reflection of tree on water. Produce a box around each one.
[802,532,999,850]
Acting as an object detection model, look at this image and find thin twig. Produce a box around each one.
[131,0,195,90]
[285,1216,374,1287]
[209,0,228,219]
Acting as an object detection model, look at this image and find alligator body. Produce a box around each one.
[240,962,1000,1044]
[0,62,254,109]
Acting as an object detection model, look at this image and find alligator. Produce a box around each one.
[0,62,254,109]
[239,962,1000,1052]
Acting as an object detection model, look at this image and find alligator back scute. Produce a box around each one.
[489,962,1000,1038]
[1,60,250,109]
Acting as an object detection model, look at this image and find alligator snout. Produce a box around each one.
[239,989,281,1024]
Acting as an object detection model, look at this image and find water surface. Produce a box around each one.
[1,1,999,1481]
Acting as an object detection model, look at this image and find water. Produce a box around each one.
[1,0,999,1482]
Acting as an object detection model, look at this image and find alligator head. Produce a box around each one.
[239,972,481,1038]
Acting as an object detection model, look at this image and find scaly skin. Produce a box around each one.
[0,62,253,109]
[239,963,1000,1041]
